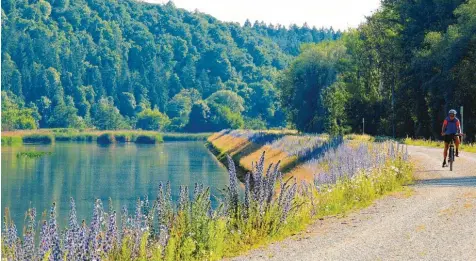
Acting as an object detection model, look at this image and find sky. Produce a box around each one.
[147,0,381,30]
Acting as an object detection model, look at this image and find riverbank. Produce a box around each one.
[1,129,211,145]
[207,129,322,182]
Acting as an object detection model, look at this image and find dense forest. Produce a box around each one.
[279,0,476,141]
[1,0,339,131]
[2,0,475,141]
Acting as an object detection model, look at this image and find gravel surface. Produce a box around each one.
[232,145,476,261]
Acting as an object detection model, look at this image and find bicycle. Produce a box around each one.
[446,133,462,171]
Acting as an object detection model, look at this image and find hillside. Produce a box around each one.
[1,0,339,131]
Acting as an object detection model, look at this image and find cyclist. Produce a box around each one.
[441,109,461,167]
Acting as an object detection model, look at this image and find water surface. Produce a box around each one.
[1,142,229,229]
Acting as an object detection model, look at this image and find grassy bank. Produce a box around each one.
[162,132,212,141]
[207,129,321,182]
[2,129,211,146]
[403,137,476,153]
[1,136,22,146]
[22,134,54,144]
[2,138,412,260]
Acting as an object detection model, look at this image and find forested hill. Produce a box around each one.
[1,0,340,131]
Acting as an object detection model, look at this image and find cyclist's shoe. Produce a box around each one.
[442,161,447,167]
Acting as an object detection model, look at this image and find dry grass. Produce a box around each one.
[208,130,320,182]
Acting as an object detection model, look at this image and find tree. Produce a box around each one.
[206,90,244,113]
[185,101,210,132]
[279,41,346,133]
[1,0,341,132]
[1,91,38,130]
[91,97,129,130]
[136,108,170,131]
[208,102,244,130]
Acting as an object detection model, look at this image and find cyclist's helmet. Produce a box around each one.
[449,109,457,115]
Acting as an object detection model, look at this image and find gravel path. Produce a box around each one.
[233,146,476,261]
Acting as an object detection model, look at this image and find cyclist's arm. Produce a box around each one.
[441,119,447,135]
[456,119,461,134]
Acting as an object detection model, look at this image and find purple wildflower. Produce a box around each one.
[23,208,36,260]
[48,203,62,261]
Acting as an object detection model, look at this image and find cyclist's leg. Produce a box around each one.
[443,141,449,164]
[455,136,460,156]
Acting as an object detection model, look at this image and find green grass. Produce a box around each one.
[134,133,163,144]
[2,130,198,145]
[403,137,476,153]
[161,132,212,141]
[16,151,52,158]
[1,136,22,146]
[54,132,97,142]
[22,134,54,144]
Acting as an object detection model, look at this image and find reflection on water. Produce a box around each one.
[1,142,229,230]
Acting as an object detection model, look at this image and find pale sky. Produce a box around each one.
[146,0,381,30]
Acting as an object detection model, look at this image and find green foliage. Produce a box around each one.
[208,103,244,131]
[22,134,53,144]
[91,98,129,130]
[136,109,170,131]
[277,0,475,141]
[97,133,115,144]
[184,101,211,132]
[1,0,339,132]
[54,132,96,142]
[206,90,245,113]
[1,136,23,146]
[279,41,347,133]
[161,132,211,141]
[243,117,267,130]
[166,89,200,130]
[1,91,38,130]
[134,134,163,144]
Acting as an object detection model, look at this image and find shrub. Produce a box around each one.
[114,133,133,142]
[97,133,115,144]
[1,136,22,146]
[22,134,53,144]
[136,109,170,131]
[134,134,163,144]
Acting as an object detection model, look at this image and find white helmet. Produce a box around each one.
[448,109,457,115]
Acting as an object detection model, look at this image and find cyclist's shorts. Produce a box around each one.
[444,134,458,144]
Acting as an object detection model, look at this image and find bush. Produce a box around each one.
[134,134,163,144]
[22,134,53,144]
[136,109,170,131]
[114,133,132,142]
[97,133,115,144]
[1,136,22,146]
